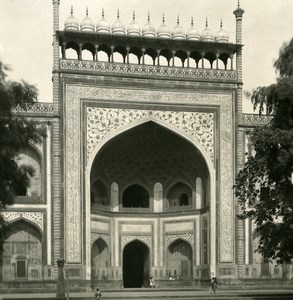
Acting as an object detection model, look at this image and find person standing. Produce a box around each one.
[95,288,102,300]
[209,277,217,294]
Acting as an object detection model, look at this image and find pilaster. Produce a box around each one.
[234,1,245,278]
[52,0,63,276]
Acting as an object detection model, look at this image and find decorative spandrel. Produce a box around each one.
[3,211,44,232]
[87,108,214,162]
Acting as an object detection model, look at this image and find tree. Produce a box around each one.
[0,61,44,249]
[235,39,293,263]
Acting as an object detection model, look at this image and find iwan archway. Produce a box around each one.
[85,118,217,281]
[123,240,150,288]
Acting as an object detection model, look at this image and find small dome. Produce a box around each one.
[186,17,200,41]
[172,16,185,40]
[64,7,79,31]
[80,8,95,32]
[142,13,156,38]
[127,11,141,36]
[112,10,126,35]
[96,9,111,34]
[215,20,229,42]
[157,15,171,39]
[201,19,214,42]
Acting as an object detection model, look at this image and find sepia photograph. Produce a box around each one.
[0,0,292,299]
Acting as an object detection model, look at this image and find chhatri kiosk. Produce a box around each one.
[2,0,285,289]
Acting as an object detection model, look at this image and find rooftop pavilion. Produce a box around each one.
[57,5,243,70]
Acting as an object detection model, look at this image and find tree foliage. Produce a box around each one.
[0,61,44,248]
[235,39,293,263]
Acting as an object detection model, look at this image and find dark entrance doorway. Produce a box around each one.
[123,240,150,288]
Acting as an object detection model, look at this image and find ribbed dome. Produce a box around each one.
[215,20,229,42]
[142,13,156,38]
[186,17,200,41]
[80,8,95,32]
[157,15,171,39]
[201,19,214,42]
[64,7,79,31]
[96,9,111,34]
[172,16,185,40]
[127,11,141,36]
[112,10,126,35]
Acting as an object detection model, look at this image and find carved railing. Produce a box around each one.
[60,59,238,82]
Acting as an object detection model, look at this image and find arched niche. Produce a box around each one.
[167,181,192,208]
[251,231,270,278]
[91,238,110,281]
[91,179,108,208]
[2,220,43,281]
[166,239,193,279]
[15,146,42,198]
[122,184,149,208]
[153,182,163,212]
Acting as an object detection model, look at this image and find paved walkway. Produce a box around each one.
[1,288,293,300]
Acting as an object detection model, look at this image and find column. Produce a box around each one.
[186,51,190,68]
[142,48,145,65]
[172,50,175,67]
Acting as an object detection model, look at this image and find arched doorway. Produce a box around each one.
[1,220,43,281]
[167,239,193,279]
[123,240,150,288]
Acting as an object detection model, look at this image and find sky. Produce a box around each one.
[0,0,293,113]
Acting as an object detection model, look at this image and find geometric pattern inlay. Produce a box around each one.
[2,211,44,232]
[165,232,194,248]
[87,108,214,162]
[121,235,152,249]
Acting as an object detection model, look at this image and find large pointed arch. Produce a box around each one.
[85,117,216,279]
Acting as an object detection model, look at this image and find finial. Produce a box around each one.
[191,17,194,27]
[133,10,136,21]
[70,5,73,15]
[147,11,150,23]
[117,9,120,19]
[220,19,223,29]
[102,8,104,18]
[177,15,180,25]
[206,18,208,28]
[162,14,165,24]
[238,0,240,8]
[86,6,88,17]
